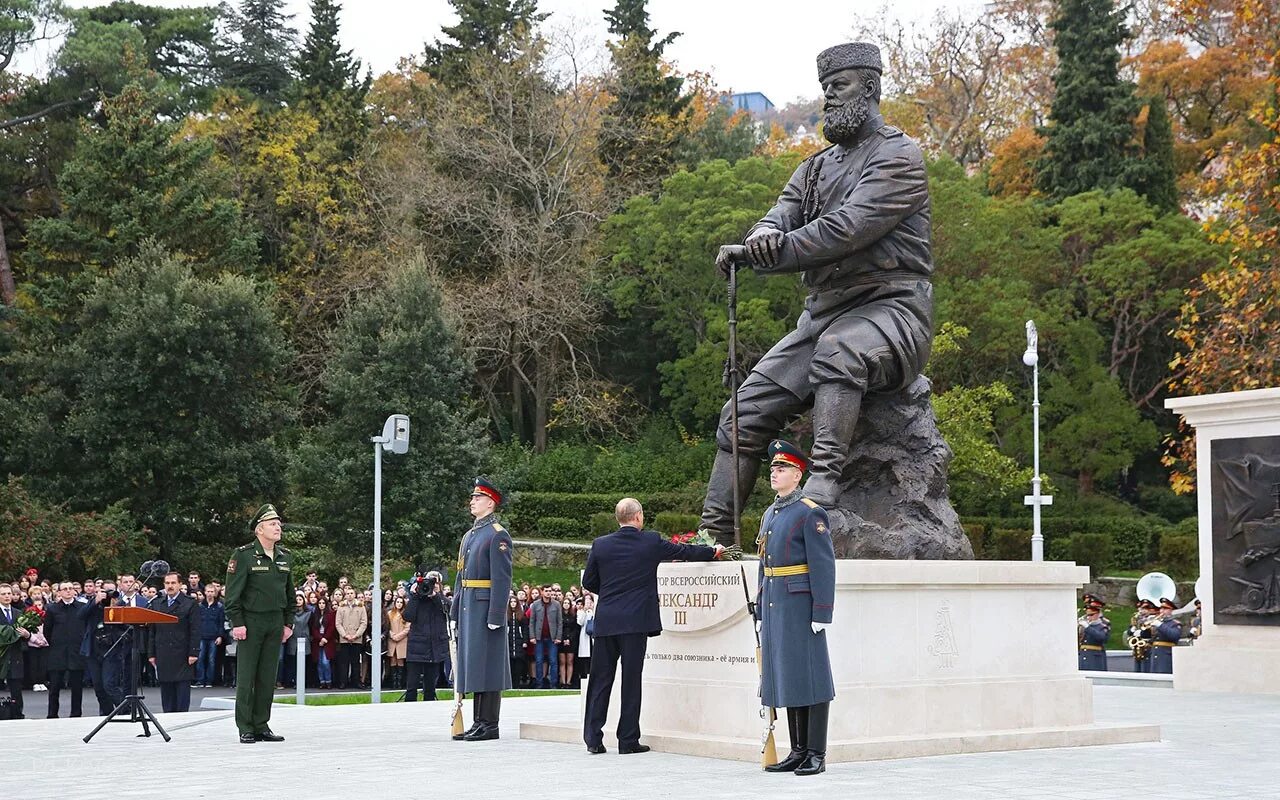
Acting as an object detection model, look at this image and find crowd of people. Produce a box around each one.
[0,564,595,719]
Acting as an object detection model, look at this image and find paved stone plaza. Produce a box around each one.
[8,685,1266,798]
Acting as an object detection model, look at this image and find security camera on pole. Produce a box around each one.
[1023,321,1052,561]
[371,414,410,702]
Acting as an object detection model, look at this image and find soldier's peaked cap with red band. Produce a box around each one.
[768,439,809,472]
[471,477,503,505]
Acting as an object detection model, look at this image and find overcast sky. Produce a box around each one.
[20,0,984,105]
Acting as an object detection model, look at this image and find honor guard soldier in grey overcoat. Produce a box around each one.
[703,41,934,543]
[451,477,514,741]
[1150,598,1182,674]
[1077,599,1110,671]
[757,441,837,776]
[225,503,294,743]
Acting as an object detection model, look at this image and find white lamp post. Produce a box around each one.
[370,414,410,702]
[1023,321,1052,561]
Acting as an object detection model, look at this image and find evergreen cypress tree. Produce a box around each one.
[423,0,546,88]
[600,0,691,195]
[1036,0,1175,208]
[222,0,298,103]
[1128,97,1179,212]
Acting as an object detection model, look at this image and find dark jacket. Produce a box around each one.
[148,592,200,682]
[43,599,88,671]
[308,607,338,662]
[507,610,528,658]
[403,590,450,664]
[198,600,226,640]
[0,604,26,680]
[583,526,718,637]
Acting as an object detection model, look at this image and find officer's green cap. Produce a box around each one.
[250,503,281,531]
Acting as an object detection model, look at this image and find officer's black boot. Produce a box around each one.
[764,707,808,772]
[803,384,862,508]
[700,446,762,546]
[795,702,829,776]
[454,695,483,740]
[465,692,501,740]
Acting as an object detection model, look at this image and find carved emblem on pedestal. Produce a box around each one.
[928,601,959,668]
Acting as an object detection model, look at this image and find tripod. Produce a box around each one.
[84,616,172,743]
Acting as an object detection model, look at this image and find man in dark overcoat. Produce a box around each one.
[703,42,934,543]
[582,497,723,755]
[756,441,836,776]
[148,571,201,712]
[0,583,28,718]
[450,477,514,741]
[43,581,88,718]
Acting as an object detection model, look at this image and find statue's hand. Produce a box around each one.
[745,227,784,268]
[716,245,749,278]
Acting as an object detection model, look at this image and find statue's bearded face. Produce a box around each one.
[821,68,872,145]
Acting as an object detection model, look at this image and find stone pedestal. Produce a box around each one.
[1166,388,1280,694]
[521,561,1158,761]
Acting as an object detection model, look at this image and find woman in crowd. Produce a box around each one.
[309,596,337,689]
[577,593,594,685]
[525,586,541,685]
[386,596,409,689]
[559,596,579,689]
[23,595,49,691]
[507,596,529,688]
[280,593,312,688]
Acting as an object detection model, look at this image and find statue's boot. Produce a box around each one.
[765,706,809,772]
[803,384,863,508]
[794,702,829,776]
[700,446,761,547]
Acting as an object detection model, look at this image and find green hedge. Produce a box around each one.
[962,523,986,558]
[1158,535,1198,580]
[992,528,1031,560]
[1069,533,1115,578]
[535,516,590,540]
[962,515,1167,569]
[506,490,704,538]
[653,512,700,537]
[589,512,617,538]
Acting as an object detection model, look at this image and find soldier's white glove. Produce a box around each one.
[811,621,830,634]
[487,623,499,630]
[754,619,762,634]
[450,621,458,637]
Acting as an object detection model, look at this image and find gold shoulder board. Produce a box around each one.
[801,498,819,508]
[493,523,506,532]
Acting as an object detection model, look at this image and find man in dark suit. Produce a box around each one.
[582,498,725,754]
[148,572,201,712]
[0,583,30,718]
[44,581,88,718]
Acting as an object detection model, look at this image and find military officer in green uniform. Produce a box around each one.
[225,503,294,743]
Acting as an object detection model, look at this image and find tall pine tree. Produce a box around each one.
[221,0,298,103]
[1036,0,1176,209]
[600,0,691,196]
[293,0,370,157]
[423,0,546,89]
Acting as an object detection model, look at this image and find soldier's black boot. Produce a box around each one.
[764,707,808,772]
[465,692,501,740]
[700,446,762,546]
[795,702,829,776]
[453,696,482,740]
[803,385,862,508]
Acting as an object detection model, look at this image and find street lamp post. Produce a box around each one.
[1023,321,1052,562]
[370,414,410,702]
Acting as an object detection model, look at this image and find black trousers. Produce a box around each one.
[46,668,84,718]
[3,676,22,718]
[337,643,361,688]
[159,680,192,712]
[583,632,647,748]
[404,661,441,701]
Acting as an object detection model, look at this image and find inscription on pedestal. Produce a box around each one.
[927,601,960,668]
[1210,436,1280,626]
